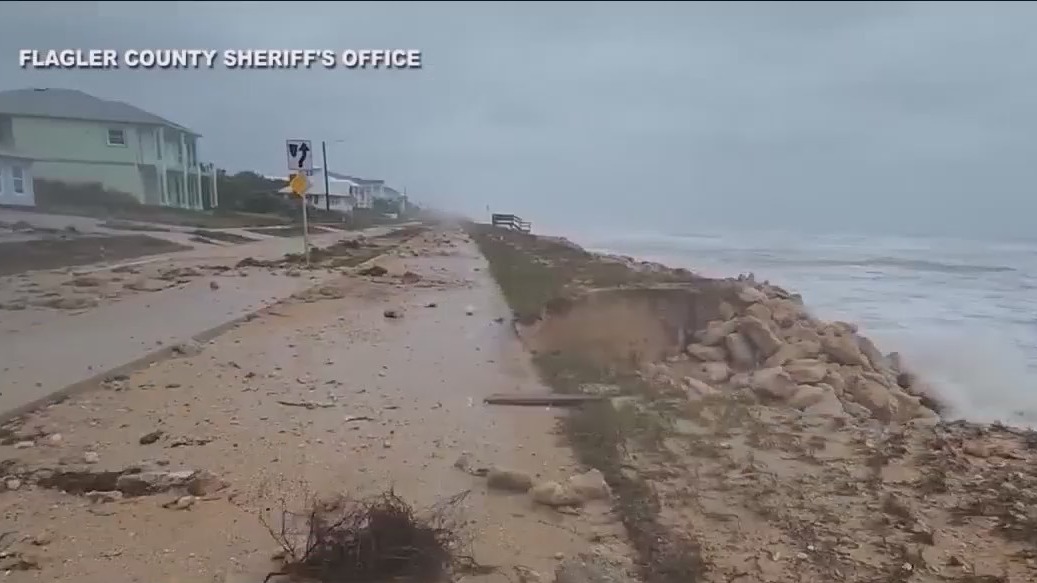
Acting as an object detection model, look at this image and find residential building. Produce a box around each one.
[0,87,217,209]
[0,149,35,207]
[276,171,359,214]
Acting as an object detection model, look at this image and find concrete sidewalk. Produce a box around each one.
[0,270,341,420]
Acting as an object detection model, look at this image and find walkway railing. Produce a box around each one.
[490,213,531,233]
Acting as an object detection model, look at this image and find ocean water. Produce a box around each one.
[559,227,1037,426]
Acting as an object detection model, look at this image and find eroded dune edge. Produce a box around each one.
[467,222,1037,583]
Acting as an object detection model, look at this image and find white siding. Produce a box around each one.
[0,156,36,206]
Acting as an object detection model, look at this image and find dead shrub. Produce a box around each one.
[262,488,478,583]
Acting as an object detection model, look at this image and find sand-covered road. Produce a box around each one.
[0,227,628,583]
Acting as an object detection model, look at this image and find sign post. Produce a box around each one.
[288,172,311,265]
[287,140,315,265]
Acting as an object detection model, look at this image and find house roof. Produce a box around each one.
[0,88,198,135]
[0,147,34,161]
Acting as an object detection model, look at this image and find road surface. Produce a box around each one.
[0,227,629,583]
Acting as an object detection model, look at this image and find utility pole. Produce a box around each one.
[322,140,331,212]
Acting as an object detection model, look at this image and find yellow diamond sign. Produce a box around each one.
[289,172,309,196]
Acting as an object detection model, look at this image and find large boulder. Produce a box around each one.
[745,303,773,322]
[686,361,730,384]
[738,316,784,357]
[856,336,886,371]
[765,298,804,328]
[788,384,830,410]
[686,343,727,362]
[822,334,869,367]
[763,340,822,367]
[782,323,823,345]
[803,385,847,417]
[683,376,718,400]
[847,374,897,421]
[698,320,739,346]
[784,359,828,384]
[718,301,737,320]
[724,332,756,369]
[736,286,768,304]
[750,367,799,400]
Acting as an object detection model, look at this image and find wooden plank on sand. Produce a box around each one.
[483,393,607,407]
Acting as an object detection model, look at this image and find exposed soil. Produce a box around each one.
[0,234,191,276]
[468,223,1037,583]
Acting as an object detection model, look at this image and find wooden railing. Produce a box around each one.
[491,213,532,233]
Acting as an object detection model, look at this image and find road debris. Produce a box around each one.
[276,400,335,410]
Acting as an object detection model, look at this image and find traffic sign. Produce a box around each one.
[289,172,309,196]
[286,139,313,172]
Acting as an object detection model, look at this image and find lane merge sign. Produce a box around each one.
[289,172,309,196]
[286,139,313,172]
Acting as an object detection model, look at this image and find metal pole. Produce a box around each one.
[302,187,311,266]
[322,140,331,212]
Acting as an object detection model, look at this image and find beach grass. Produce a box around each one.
[467,222,708,583]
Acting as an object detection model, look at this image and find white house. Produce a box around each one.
[0,88,216,209]
[277,173,359,214]
[0,149,35,207]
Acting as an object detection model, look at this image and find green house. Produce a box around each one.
[0,87,217,209]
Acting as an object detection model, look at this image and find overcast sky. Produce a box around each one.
[2,1,1036,239]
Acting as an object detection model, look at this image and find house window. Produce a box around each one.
[155,131,162,160]
[107,128,126,146]
[11,166,25,194]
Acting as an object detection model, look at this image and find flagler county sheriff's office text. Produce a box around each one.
[18,49,423,69]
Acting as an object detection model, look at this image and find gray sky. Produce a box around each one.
[2,1,1037,239]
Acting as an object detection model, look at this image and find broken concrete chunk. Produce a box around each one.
[115,470,195,496]
[486,468,534,493]
[186,469,228,496]
[85,490,123,504]
[531,481,580,507]
[171,341,203,357]
[567,469,610,502]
